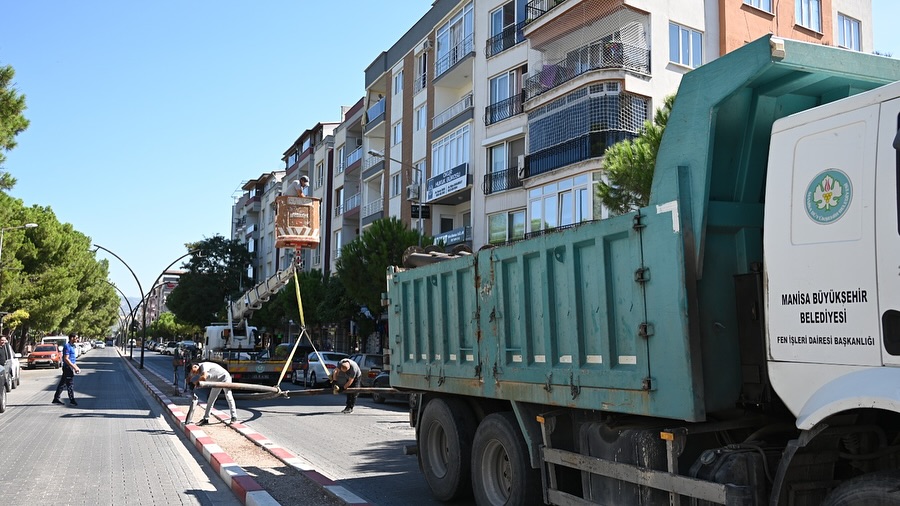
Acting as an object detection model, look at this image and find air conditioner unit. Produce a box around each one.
[406,185,420,201]
[422,39,433,51]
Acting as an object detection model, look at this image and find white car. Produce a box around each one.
[2,341,20,391]
[304,351,348,387]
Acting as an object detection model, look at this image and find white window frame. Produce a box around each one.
[393,70,404,94]
[487,209,525,244]
[743,0,771,12]
[668,22,703,68]
[431,124,470,176]
[796,0,822,33]
[415,105,427,132]
[392,121,402,146]
[390,173,401,197]
[527,174,594,234]
[837,13,861,51]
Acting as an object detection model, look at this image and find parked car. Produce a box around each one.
[1,339,20,391]
[371,371,410,405]
[27,344,62,369]
[93,340,106,349]
[163,341,179,355]
[348,353,384,388]
[304,351,348,387]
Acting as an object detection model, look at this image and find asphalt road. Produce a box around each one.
[139,349,474,506]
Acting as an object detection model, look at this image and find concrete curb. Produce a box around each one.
[119,350,373,506]
[120,353,280,506]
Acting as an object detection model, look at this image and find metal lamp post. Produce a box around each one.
[93,244,146,367]
[368,149,425,246]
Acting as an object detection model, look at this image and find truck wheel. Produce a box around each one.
[472,412,541,506]
[822,470,900,505]
[419,398,475,501]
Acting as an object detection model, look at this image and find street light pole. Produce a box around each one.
[368,150,425,246]
[93,244,146,367]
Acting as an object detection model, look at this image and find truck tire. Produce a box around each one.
[472,412,541,506]
[419,397,475,501]
[821,470,900,505]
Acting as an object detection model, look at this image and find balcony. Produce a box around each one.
[365,98,386,133]
[483,165,524,195]
[485,21,526,58]
[433,93,474,130]
[435,33,475,79]
[333,201,344,217]
[524,42,650,100]
[414,71,428,94]
[484,92,524,125]
[362,198,383,219]
[524,130,635,178]
[344,192,361,217]
[346,146,362,168]
[525,0,568,25]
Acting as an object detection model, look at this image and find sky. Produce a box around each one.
[2,1,900,302]
[1,1,433,301]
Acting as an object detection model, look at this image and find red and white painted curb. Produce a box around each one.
[120,352,372,506]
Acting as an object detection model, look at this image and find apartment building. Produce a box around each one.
[352,0,871,256]
[329,98,366,272]
[231,171,285,284]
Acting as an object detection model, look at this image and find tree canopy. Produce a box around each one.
[596,95,674,215]
[165,236,252,327]
[335,217,420,320]
[0,64,30,191]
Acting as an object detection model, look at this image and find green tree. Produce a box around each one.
[596,94,674,215]
[166,236,252,328]
[0,64,30,191]
[335,217,420,320]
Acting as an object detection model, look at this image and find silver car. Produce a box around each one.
[304,351,348,387]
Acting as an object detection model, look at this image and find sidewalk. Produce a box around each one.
[118,348,371,506]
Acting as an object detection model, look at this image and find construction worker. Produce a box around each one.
[332,357,361,414]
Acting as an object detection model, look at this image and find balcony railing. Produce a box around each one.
[525,130,635,178]
[345,192,361,212]
[433,92,474,130]
[524,42,650,100]
[334,201,344,217]
[483,164,524,195]
[484,92,525,125]
[346,146,362,168]
[435,33,474,77]
[525,0,568,25]
[363,155,382,171]
[366,98,385,124]
[485,21,526,58]
[362,198,383,219]
[414,71,428,94]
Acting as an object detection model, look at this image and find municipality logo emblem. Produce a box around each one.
[805,170,852,224]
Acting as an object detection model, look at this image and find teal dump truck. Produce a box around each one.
[385,36,900,506]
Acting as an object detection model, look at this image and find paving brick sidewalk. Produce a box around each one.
[118,349,367,506]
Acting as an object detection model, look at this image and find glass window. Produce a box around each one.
[796,0,822,32]
[392,121,402,145]
[393,71,403,94]
[415,105,427,131]
[431,125,470,176]
[488,209,525,244]
[837,13,861,51]
[490,2,515,37]
[527,175,597,233]
[669,22,703,68]
[391,174,401,197]
[743,0,772,12]
[488,143,507,174]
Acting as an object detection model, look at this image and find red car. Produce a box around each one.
[27,344,62,369]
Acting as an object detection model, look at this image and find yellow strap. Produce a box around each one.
[275,263,308,385]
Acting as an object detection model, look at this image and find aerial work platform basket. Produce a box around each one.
[274,196,321,250]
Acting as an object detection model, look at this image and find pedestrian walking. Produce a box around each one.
[332,357,361,414]
[52,333,81,406]
[189,361,237,425]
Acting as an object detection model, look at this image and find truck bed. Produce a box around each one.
[387,36,900,421]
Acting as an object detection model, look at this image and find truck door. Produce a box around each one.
[878,97,900,366]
